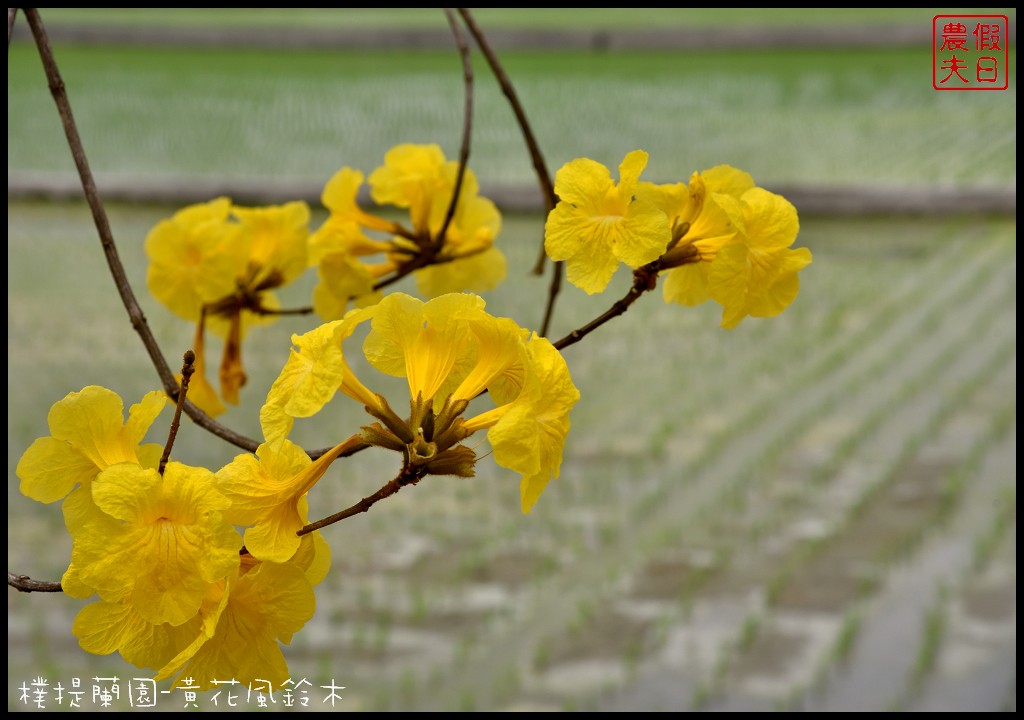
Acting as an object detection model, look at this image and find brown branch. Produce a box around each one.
[252,305,314,317]
[540,260,564,338]
[457,8,557,263]
[435,8,474,254]
[8,571,62,593]
[456,8,563,335]
[8,7,16,47]
[159,350,196,474]
[298,465,425,536]
[23,9,259,453]
[552,265,660,351]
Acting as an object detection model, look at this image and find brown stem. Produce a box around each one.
[8,7,17,47]
[553,265,660,351]
[435,8,474,253]
[298,465,425,535]
[540,260,563,338]
[8,571,62,593]
[252,305,314,317]
[159,350,196,475]
[456,8,562,335]
[456,8,557,263]
[22,9,259,453]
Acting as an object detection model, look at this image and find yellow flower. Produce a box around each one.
[648,165,751,308]
[145,198,244,322]
[217,438,355,563]
[261,292,578,510]
[545,150,671,294]
[67,461,241,626]
[707,188,812,328]
[16,386,166,504]
[308,144,506,319]
[469,335,579,513]
[146,199,311,411]
[369,143,449,234]
[652,166,812,328]
[156,560,317,690]
[259,304,380,444]
[72,597,212,670]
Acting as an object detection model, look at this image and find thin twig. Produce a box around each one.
[298,465,425,536]
[159,350,196,475]
[252,305,314,317]
[456,8,557,246]
[552,265,659,351]
[456,8,563,335]
[540,260,564,338]
[8,571,62,593]
[7,7,16,47]
[435,8,474,253]
[22,9,259,453]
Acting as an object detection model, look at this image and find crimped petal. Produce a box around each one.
[488,336,578,513]
[738,187,800,250]
[543,202,593,262]
[160,562,316,689]
[46,386,131,469]
[74,600,204,670]
[124,390,169,447]
[551,157,613,209]
[612,198,672,268]
[663,263,712,307]
[232,201,310,285]
[83,462,240,626]
[17,437,97,504]
[616,149,650,198]
[564,243,622,295]
[701,165,756,198]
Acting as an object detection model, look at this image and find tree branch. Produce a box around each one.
[159,350,196,474]
[299,464,426,536]
[435,8,474,253]
[7,7,17,47]
[553,265,660,351]
[456,8,563,335]
[8,571,62,593]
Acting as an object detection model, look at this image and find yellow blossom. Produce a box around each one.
[259,304,380,444]
[217,438,356,563]
[707,188,812,328]
[308,145,506,319]
[369,143,449,233]
[545,150,671,294]
[16,386,166,504]
[156,560,317,689]
[651,166,812,328]
[261,292,577,509]
[146,199,311,411]
[67,461,241,626]
[469,335,579,512]
[72,596,213,670]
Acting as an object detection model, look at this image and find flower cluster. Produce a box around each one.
[18,142,810,689]
[545,150,813,328]
[308,143,507,320]
[16,386,332,689]
[146,199,311,414]
[261,291,579,513]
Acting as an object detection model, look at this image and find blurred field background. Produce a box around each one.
[8,8,1016,712]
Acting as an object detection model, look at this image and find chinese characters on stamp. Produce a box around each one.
[933,15,1009,90]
